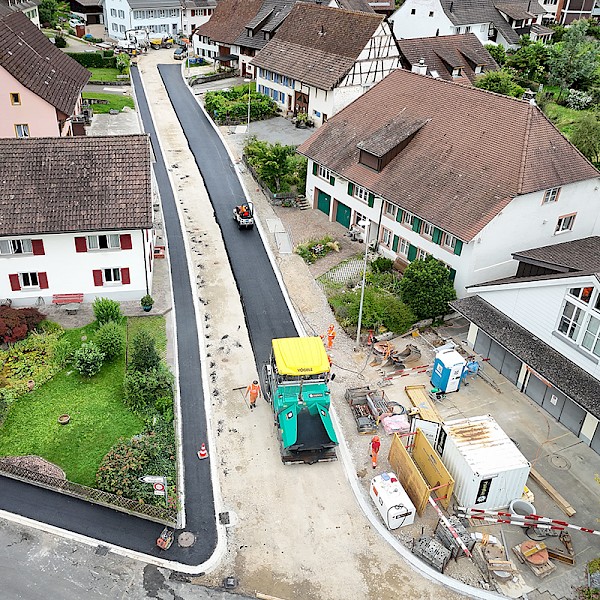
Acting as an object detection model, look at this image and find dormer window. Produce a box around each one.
[452,67,462,77]
[247,27,253,38]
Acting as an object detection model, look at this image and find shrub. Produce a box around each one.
[295,236,339,264]
[72,342,105,377]
[116,52,130,75]
[566,89,594,110]
[54,35,67,48]
[123,364,174,416]
[0,306,45,344]
[93,297,122,326]
[95,420,176,507]
[52,337,74,367]
[400,256,457,320]
[129,329,161,372]
[370,257,394,273]
[95,321,124,361]
[329,287,415,334]
[205,85,278,125]
[37,320,64,335]
[65,51,106,68]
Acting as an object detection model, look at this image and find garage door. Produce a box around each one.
[559,398,585,436]
[542,386,566,420]
[335,202,351,229]
[488,340,506,372]
[591,424,600,455]
[474,331,492,357]
[317,190,331,215]
[525,373,546,406]
[500,351,521,385]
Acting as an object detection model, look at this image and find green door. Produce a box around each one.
[335,202,351,228]
[317,190,331,215]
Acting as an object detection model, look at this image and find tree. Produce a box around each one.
[129,329,161,372]
[485,43,506,66]
[38,0,69,27]
[571,112,600,164]
[400,256,457,320]
[549,19,600,97]
[72,342,105,377]
[474,70,525,98]
[505,38,550,83]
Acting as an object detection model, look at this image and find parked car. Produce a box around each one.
[173,47,188,60]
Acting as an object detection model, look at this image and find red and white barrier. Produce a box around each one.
[430,497,472,558]
[458,507,600,537]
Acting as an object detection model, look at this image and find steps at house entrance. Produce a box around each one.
[296,196,311,210]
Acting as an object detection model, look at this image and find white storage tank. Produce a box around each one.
[439,415,530,510]
[370,472,416,529]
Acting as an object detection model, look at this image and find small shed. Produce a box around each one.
[439,415,530,510]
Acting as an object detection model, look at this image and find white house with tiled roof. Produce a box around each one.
[389,0,553,49]
[452,237,600,456]
[251,3,401,125]
[0,136,155,306]
[297,69,600,296]
[0,12,90,138]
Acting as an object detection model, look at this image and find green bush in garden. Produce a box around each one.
[92,297,122,326]
[95,321,124,361]
[72,342,105,377]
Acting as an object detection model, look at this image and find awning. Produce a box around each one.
[215,54,238,62]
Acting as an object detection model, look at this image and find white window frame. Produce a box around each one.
[88,234,120,250]
[158,9,166,18]
[422,222,434,238]
[15,124,29,138]
[397,237,409,256]
[465,25,471,33]
[568,286,594,305]
[557,300,584,341]
[103,267,122,285]
[147,9,155,18]
[0,238,33,255]
[20,272,39,288]
[384,201,397,218]
[118,9,124,18]
[318,165,331,181]
[381,227,393,249]
[169,9,178,17]
[417,249,429,260]
[403,211,415,227]
[555,213,576,234]
[354,185,369,202]
[444,233,457,250]
[543,187,561,204]
[110,8,116,16]
[582,314,600,357]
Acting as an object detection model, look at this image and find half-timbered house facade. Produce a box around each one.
[251,4,400,125]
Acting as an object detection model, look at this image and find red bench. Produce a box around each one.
[52,293,84,314]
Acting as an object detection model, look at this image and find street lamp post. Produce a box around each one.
[354,220,371,351]
[244,77,251,135]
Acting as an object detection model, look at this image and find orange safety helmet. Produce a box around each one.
[371,436,380,442]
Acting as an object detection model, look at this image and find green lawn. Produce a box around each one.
[0,316,166,487]
[82,91,135,113]
[126,315,167,361]
[88,68,122,82]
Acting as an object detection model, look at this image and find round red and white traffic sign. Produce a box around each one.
[153,482,165,495]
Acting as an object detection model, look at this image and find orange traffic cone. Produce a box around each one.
[197,443,208,460]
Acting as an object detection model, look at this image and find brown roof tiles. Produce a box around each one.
[297,69,599,241]
[0,135,153,236]
[0,12,91,116]
[196,0,263,45]
[251,4,384,90]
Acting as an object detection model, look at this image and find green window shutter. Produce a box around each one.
[312,162,318,176]
[348,182,354,196]
[392,235,399,253]
[448,268,457,282]
[407,244,417,262]
[454,240,463,256]
[330,175,335,186]
[396,209,403,223]
[412,217,422,233]
[432,227,442,244]
[368,193,374,208]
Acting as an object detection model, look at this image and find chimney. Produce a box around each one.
[412,58,428,76]
[450,1,454,11]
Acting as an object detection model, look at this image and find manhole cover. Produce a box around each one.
[549,454,571,470]
[177,532,196,547]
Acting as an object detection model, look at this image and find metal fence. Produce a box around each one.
[0,459,177,526]
[319,258,366,286]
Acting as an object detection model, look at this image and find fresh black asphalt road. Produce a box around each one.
[157,64,297,366]
[0,65,298,567]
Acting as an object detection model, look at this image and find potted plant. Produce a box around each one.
[141,294,154,312]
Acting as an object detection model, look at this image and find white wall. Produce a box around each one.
[470,178,600,286]
[389,0,455,39]
[474,275,600,380]
[104,0,183,39]
[0,229,153,306]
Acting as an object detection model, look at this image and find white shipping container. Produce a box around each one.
[440,415,530,510]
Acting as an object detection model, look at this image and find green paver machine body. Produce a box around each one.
[263,337,338,464]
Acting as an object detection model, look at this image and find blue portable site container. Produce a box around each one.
[431,349,466,393]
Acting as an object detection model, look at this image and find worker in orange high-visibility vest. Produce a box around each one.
[327,327,336,349]
[370,435,381,470]
[245,380,261,410]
